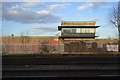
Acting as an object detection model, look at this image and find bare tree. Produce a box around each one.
[109,1,120,51]
[20,31,31,53]
[26,30,30,44]
[20,32,25,44]
[20,31,30,44]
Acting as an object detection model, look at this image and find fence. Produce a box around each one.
[2,43,119,54]
[2,44,64,54]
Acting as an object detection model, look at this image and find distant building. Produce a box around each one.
[58,21,118,52]
[58,21,99,40]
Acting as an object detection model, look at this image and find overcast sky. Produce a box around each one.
[2,2,118,39]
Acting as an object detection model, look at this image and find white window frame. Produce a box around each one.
[62,28,95,33]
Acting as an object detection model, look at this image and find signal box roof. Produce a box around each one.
[61,21,96,26]
[58,21,100,30]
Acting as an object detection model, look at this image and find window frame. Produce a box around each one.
[62,28,95,34]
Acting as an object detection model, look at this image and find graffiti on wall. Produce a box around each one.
[106,45,118,52]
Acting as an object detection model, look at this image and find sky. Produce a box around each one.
[2,2,118,39]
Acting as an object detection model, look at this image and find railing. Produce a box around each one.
[61,33,95,37]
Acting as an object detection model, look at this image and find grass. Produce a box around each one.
[2,52,120,56]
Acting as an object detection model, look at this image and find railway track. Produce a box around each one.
[2,55,120,79]
[3,69,119,76]
[2,55,119,65]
